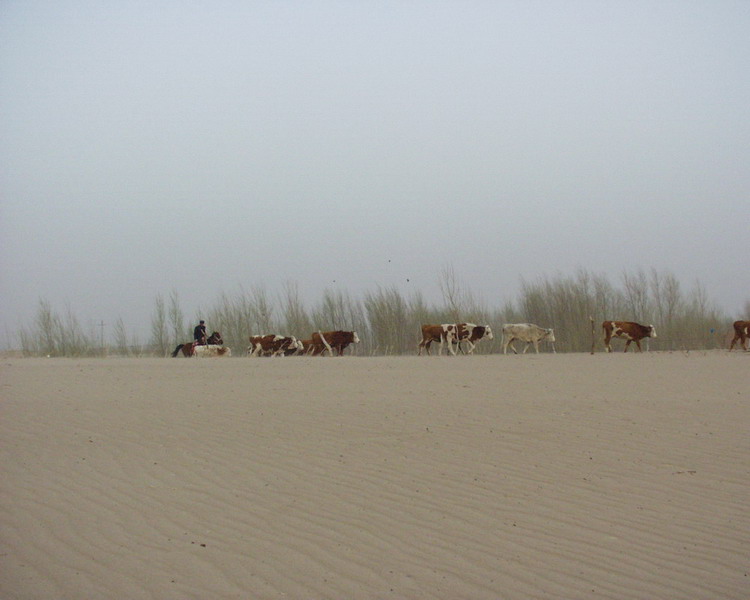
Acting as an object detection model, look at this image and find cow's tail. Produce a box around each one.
[318,330,333,356]
[171,344,184,358]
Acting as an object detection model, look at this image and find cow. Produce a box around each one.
[417,324,455,356]
[299,338,318,355]
[729,320,750,351]
[309,330,360,356]
[248,334,303,357]
[191,344,232,357]
[501,323,556,354]
[454,323,494,354]
[602,321,656,352]
[417,323,493,356]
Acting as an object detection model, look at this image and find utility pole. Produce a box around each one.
[99,320,106,357]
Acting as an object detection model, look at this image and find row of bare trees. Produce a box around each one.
[17,268,744,356]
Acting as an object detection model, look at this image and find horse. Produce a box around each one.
[171,332,226,357]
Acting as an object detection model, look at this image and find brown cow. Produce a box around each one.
[729,320,750,351]
[418,323,493,355]
[602,321,657,352]
[310,330,360,356]
[248,334,302,357]
[299,339,317,355]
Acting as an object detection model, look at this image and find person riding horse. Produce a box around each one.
[193,320,207,346]
[172,330,224,357]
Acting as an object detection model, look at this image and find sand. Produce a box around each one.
[1,352,748,599]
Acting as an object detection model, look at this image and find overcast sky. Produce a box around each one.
[1,1,748,344]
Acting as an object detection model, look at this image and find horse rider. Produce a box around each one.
[193,320,207,346]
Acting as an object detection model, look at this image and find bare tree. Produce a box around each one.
[364,286,410,354]
[249,285,274,334]
[439,263,475,322]
[150,294,169,356]
[113,317,130,356]
[279,281,313,337]
[168,290,185,346]
[622,269,651,320]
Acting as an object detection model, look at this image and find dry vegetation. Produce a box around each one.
[17,268,744,357]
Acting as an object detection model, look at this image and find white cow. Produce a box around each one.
[502,323,556,354]
[192,344,232,357]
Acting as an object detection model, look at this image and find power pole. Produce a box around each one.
[99,320,106,357]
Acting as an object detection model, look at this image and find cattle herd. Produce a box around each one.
[172,320,749,358]
[247,330,361,357]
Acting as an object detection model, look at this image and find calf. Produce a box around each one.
[602,321,656,352]
[502,323,556,354]
[729,320,750,351]
[310,330,361,356]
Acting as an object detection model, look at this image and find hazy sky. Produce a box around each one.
[1,1,748,344]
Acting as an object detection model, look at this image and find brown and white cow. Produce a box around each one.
[454,323,494,354]
[248,334,303,357]
[417,324,455,356]
[502,323,556,354]
[418,323,493,355]
[602,321,656,352]
[309,330,361,356]
[729,320,750,351]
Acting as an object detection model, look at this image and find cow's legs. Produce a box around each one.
[445,333,457,356]
[465,340,476,354]
[634,339,642,352]
[731,331,749,351]
[533,340,540,354]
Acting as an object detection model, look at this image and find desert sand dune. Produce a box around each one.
[1,352,747,599]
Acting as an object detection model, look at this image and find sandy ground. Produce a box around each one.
[0,352,748,599]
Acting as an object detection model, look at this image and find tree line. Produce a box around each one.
[17,267,745,357]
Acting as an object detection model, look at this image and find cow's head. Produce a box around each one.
[647,325,657,338]
[352,331,360,344]
[483,325,494,340]
[546,328,556,343]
